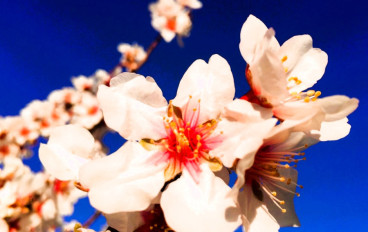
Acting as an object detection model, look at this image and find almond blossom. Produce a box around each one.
[239,15,358,141]
[117,43,147,72]
[149,0,195,42]
[73,54,277,231]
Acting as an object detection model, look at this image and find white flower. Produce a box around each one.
[72,75,94,91]
[149,0,192,42]
[117,43,146,71]
[39,125,100,182]
[71,92,103,129]
[239,15,358,141]
[79,54,277,231]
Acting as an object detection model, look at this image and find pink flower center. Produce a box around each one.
[145,97,222,183]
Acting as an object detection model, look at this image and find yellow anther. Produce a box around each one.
[189,95,192,99]
[307,90,315,96]
[314,91,321,97]
[150,210,155,214]
[299,185,304,189]
[272,191,277,197]
[220,131,223,134]
[284,67,288,72]
[281,56,288,62]
[296,193,300,197]
[150,226,153,230]
[291,92,298,96]
[197,142,202,148]
[284,164,290,168]
[280,200,285,205]
[176,145,181,152]
[287,178,292,185]
[198,99,201,103]
[207,123,211,127]
[282,209,287,213]
[280,177,286,182]
[193,108,197,112]
[196,135,201,141]
[150,139,154,144]
[179,128,185,132]
[304,97,310,103]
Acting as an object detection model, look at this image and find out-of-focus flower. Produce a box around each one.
[72,75,94,92]
[71,92,103,129]
[239,15,358,141]
[117,43,147,72]
[39,125,103,183]
[149,0,193,42]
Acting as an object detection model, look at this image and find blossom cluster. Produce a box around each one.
[0,1,359,231]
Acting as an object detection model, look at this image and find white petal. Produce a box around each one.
[48,125,95,159]
[273,101,325,132]
[238,186,280,232]
[317,95,359,121]
[249,29,288,106]
[161,164,241,232]
[80,142,166,213]
[39,143,89,181]
[222,99,273,122]
[213,103,277,168]
[311,117,352,141]
[262,168,301,227]
[173,54,235,123]
[0,219,9,232]
[239,15,280,64]
[97,74,168,140]
[280,35,328,93]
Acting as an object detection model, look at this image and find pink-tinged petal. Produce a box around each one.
[161,164,241,232]
[97,73,167,140]
[80,142,166,213]
[39,143,90,181]
[39,125,94,181]
[273,101,325,132]
[249,29,288,106]
[262,168,301,227]
[270,132,318,152]
[212,102,277,168]
[173,54,235,123]
[48,125,95,159]
[104,212,143,232]
[317,95,359,121]
[239,14,280,64]
[223,99,273,122]
[310,117,352,141]
[238,186,280,232]
[280,35,328,93]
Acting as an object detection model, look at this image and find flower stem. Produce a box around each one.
[132,34,163,72]
[82,210,102,228]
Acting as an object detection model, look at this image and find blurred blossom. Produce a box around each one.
[117,43,146,72]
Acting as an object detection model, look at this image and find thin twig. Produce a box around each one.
[132,34,163,72]
[82,210,102,228]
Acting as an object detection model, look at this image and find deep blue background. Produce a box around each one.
[1,0,367,231]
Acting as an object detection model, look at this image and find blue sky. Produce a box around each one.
[0,0,367,231]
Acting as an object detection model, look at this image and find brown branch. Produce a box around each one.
[132,34,163,73]
[82,210,102,228]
